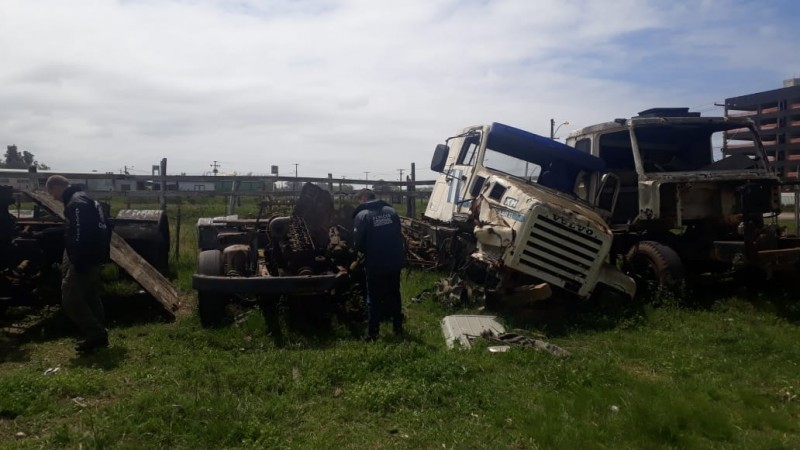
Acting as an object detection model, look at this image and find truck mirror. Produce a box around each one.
[431,144,449,173]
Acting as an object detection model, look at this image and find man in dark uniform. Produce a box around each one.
[352,189,406,340]
[46,175,112,354]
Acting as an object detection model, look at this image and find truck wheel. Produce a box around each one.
[198,250,223,276]
[625,241,684,298]
[197,250,225,327]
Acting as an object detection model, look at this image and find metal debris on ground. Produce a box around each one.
[477,329,570,357]
[432,275,486,307]
[487,345,510,353]
[421,274,552,309]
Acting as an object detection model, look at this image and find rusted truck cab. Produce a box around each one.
[424,122,636,303]
[566,108,800,287]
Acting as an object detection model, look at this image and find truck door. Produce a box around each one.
[448,132,483,216]
[425,131,483,222]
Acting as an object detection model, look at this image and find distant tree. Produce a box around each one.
[371,179,397,192]
[2,145,50,170]
[2,145,24,169]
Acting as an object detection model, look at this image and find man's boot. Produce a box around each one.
[75,331,109,354]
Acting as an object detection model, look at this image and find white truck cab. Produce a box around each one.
[424,123,635,301]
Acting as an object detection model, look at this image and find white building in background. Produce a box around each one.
[177,181,215,191]
[86,178,115,191]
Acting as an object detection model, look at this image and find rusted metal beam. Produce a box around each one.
[21,189,180,317]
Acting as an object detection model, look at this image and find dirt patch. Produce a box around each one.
[619,361,667,382]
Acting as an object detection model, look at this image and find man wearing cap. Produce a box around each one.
[352,189,406,340]
[46,175,112,354]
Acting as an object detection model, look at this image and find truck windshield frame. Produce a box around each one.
[483,147,543,181]
[630,122,769,174]
[477,123,606,198]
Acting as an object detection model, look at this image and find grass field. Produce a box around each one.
[2,196,800,449]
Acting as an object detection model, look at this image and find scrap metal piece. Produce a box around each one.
[488,345,511,353]
[441,314,505,349]
[480,330,570,357]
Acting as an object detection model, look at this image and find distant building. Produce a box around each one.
[214,180,265,192]
[177,181,215,191]
[724,79,800,180]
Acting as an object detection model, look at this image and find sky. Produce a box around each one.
[0,0,798,181]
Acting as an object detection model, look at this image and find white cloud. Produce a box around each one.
[0,0,795,179]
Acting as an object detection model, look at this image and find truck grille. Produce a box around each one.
[517,213,604,294]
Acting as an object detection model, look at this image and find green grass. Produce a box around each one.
[2,198,800,448]
[2,272,800,448]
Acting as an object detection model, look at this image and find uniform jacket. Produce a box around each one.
[62,186,112,270]
[352,200,406,272]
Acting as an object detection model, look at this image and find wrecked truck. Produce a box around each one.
[191,183,358,327]
[1,185,175,315]
[406,122,636,305]
[566,107,800,289]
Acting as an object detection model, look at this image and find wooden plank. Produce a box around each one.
[21,189,180,316]
[108,234,180,315]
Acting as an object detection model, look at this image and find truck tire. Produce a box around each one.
[624,241,684,297]
[197,250,225,327]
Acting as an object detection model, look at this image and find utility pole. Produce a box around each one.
[292,163,299,193]
[364,171,370,188]
[408,163,416,217]
[398,168,404,181]
[339,175,345,208]
[159,158,167,210]
[210,160,220,176]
